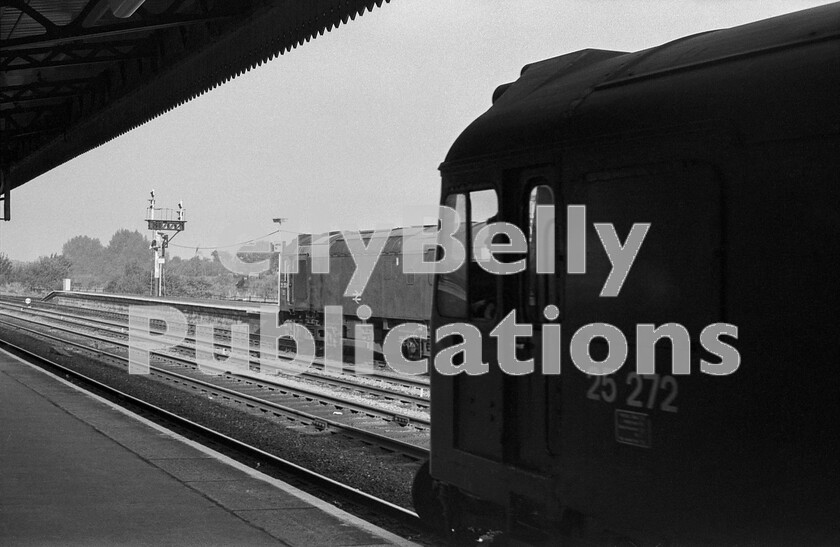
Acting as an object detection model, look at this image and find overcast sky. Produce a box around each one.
[1,0,832,261]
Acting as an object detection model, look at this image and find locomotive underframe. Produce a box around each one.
[278,307,431,361]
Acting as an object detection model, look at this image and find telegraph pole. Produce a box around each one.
[146,191,186,297]
[273,217,288,305]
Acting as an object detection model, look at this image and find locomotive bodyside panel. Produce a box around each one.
[303,232,434,321]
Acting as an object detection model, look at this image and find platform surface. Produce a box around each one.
[0,348,416,546]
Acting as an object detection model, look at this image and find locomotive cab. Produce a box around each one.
[414,4,840,544]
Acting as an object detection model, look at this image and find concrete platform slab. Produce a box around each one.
[234,508,393,547]
[0,348,418,546]
[187,480,311,511]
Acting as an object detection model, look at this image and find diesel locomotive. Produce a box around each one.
[413,3,840,544]
[278,227,435,360]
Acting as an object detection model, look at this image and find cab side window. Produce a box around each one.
[526,183,558,323]
[468,189,499,320]
[436,189,500,320]
[437,193,468,318]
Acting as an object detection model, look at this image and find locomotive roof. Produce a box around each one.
[442,2,840,168]
[294,225,437,257]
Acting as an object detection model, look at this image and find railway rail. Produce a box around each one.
[0,300,429,408]
[0,297,430,392]
[0,309,429,460]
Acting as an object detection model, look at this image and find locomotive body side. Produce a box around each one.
[281,228,434,358]
[420,4,840,543]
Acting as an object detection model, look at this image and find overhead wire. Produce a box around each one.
[167,229,285,251]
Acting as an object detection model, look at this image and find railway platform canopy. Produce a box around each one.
[0,0,392,219]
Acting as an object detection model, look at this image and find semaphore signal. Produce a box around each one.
[145,189,186,297]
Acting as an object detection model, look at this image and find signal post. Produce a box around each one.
[146,190,186,297]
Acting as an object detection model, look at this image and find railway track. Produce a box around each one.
[0,300,429,407]
[0,298,430,393]
[0,336,425,540]
[0,309,429,460]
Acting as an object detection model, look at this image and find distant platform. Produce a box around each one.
[44,289,271,314]
[0,349,417,546]
[42,290,272,333]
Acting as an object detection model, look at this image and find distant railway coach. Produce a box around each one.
[278,227,435,359]
[413,3,840,545]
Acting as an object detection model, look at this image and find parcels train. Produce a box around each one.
[412,3,840,545]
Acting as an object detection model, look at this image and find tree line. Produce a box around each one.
[0,229,278,301]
